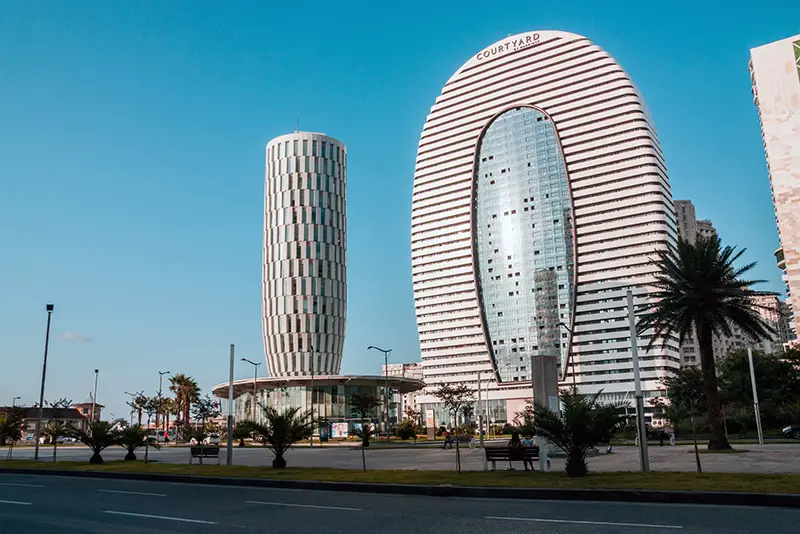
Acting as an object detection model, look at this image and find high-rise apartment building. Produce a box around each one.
[411,30,680,425]
[674,200,698,244]
[263,132,348,376]
[750,34,800,343]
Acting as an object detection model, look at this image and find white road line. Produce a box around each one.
[0,483,45,488]
[246,500,362,511]
[97,489,166,497]
[485,516,684,529]
[0,500,33,506]
[103,511,216,524]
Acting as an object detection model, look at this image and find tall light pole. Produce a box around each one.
[34,303,54,461]
[559,321,577,387]
[241,359,261,421]
[626,289,650,473]
[157,370,170,430]
[124,391,137,426]
[308,343,315,447]
[368,346,392,442]
[747,347,764,445]
[90,369,99,424]
[12,396,21,408]
[227,344,234,466]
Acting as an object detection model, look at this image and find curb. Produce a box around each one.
[0,467,798,508]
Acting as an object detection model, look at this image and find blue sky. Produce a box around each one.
[1,1,797,419]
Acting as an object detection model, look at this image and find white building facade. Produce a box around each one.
[750,35,800,344]
[411,31,680,425]
[263,132,348,376]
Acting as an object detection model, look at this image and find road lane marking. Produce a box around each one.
[0,500,33,506]
[246,500,361,511]
[98,489,166,497]
[0,483,45,488]
[485,516,684,529]
[103,511,216,524]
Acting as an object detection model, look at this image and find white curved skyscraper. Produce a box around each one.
[263,132,347,377]
[411,31,680,423]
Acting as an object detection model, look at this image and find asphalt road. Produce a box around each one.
[1,473,799,533]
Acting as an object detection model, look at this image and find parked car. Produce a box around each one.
[55,436,77,444]
[204,432,221,445]
[782,425,800,440]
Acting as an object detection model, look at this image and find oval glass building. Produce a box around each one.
[412,31,680,424]
[263,132,347,377]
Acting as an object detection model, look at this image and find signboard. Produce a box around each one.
[330,422,348,439]
[425,409,435,441]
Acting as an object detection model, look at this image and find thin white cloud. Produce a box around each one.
[58,332,92,342]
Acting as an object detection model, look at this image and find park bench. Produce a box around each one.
[485,446,540,471]
[189,446,220,465]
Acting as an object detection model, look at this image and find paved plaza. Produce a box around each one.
[4,443,800,473]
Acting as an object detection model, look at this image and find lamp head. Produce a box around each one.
[46,304,54,312]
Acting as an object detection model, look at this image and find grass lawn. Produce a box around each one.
[2,460,799,494]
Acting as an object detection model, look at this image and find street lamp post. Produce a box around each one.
[157,370,170,431]
[308,343,315,447]
[34,303,54,461]
[368,346,392,442]
[558,321,577,387]
[90,369,99,424]
[124,391,137,426]
[626,288,650,473]
[240,359,262,421]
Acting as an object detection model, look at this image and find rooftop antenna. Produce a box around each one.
[295,113,300,133]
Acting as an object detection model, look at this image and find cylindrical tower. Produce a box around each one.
[263,132,347,377]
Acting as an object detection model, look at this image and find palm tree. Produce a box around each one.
[169,374,201,435]
[132,394,148,427]
[247,406,313,468]
[69,421,121,464]
[637,235,775,450]
[349,392,380,471]
[533,387,627,477]
[119,426,158,461]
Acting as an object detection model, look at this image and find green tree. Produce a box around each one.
[69,421,121,464]
[43,398,73,461]
[533,387,627,477]
[433,383,475,474]
[233,421,252,447]
[394,419,416,440]
[349,392,380,471]
[246,406,313,468]
[169,374,201,436]
[119,425,158,461]
[0,408,26,446]
[637,235,775,450]
[718,349,800,429]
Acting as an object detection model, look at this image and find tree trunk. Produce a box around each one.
[137,410,142,427]
[361,444,366,472]
[455,430,462,474]
[89,452,104,464]
[53,441,58,462]
[125,450,137,461]
[272,454,287,468]
[698,325,731,450]
[565,450,587,477]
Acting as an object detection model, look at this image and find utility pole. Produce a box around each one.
[477,370,487,471]
[368,346,392,441]
[157,370,170,431]
[90,369,99,425]
[34,304,54,461]
[627,289,650,472]
[309,344,315,447]
[227,344,234,466]
[747,347,764,445]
